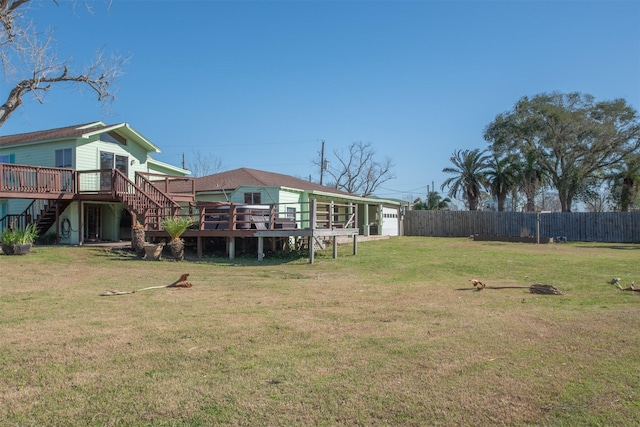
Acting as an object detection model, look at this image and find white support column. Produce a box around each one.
[309,199,317,264]
[228,236,235,261]
[363,203,370,237]
[257,236,264,261]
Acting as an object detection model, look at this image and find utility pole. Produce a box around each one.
[182,152,186,169]
[319,140,325,185]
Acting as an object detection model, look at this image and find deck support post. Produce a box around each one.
[197,236,203,258]
[353,234,358,255]
[309,199,317,264]
[78,200,83,245]
[228,236,235,261]
[257,237,264,261]
[333,236,338,258]
[363,203,370,237]
[55,202,60,244]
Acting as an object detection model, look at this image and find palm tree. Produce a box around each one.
[131,220,146,258]
[441,149,489,210]
[608,155,640,211]
[485,154,520,211]
[160,216,194,261]
[425,191,451,210]
[518,150,549,212]
[413,192,451,210]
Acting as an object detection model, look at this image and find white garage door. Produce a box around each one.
[381,207,399,236]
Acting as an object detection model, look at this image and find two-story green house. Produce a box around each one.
[0,122,191,244]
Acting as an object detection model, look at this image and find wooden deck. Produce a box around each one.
[145,201,359,262]
[1,164,359,262]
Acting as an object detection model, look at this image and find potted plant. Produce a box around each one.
[1,224,39,255]
[160,216,194,261]
[143,241,164,261]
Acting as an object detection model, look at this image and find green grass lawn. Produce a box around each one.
[1,237,639,426]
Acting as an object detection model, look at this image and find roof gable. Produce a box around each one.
[0,122,160,153]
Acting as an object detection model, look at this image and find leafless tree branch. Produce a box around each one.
[0,0,127,127]
[322,141,395,196]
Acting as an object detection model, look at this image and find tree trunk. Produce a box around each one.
[497,193,507,211]
[468,197,478,211]
[557,189,572,212]
[131,227,146,258]
[169,238,185,261]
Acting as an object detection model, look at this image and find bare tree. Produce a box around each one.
[318,141,395,196]
[0,0,128,127]
[186,150,223,177]
[326,142,395,195]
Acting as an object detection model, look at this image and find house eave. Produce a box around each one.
[146,157,190,175]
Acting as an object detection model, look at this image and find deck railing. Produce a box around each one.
[136,172,195,202]
[192,200,357,232]
[0,163,75,194]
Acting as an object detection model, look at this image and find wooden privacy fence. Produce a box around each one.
[404,211,640,243]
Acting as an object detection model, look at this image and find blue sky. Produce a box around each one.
[2,0,639,203]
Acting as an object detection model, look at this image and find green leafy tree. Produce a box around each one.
[441,148,489,211]
[484,92,640,212]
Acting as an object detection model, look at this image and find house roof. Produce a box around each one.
[0,121,161,153]
[196,167,354,197]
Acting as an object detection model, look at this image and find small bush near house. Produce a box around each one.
[2,224,38,245]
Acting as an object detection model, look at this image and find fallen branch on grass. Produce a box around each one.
[458,279,563,295]
[616,282,639,292]
[100,274,191,296]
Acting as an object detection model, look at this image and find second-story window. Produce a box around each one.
[55,148,72,168]
[244,192,261,204]
[100,132,126,145]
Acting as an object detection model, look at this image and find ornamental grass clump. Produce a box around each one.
[160,216,194,261]
[1,224,39,254]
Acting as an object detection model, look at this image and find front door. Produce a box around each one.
[85,205,102,242]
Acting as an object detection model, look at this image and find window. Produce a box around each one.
[55,148,72,168]
[244,192,261,204]
[0,154,14,163]
[286,207,296,219]
[100,131,126,145]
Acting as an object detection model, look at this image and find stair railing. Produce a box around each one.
[112,170,181,230]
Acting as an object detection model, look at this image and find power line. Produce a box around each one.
[377,185,426,194]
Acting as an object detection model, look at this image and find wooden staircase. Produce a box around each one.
[34,199,74,236]
[112,169,182,230]
[0,198,73,236]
